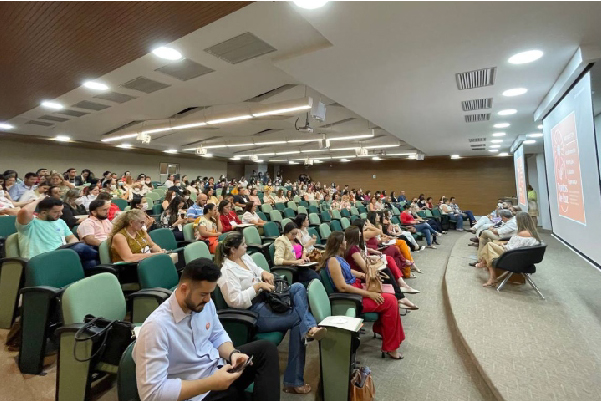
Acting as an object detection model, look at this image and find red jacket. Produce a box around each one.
[108,203,120,221]
[219,211,242,232]
[400,211,416,225]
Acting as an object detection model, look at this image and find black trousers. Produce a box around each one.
[204,340,280,401]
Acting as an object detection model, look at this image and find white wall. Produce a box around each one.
[0,139,227,181]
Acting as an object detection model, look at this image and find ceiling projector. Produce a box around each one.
[195,147,207,156]
[295,113,314,133]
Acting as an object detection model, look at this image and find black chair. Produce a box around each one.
[492,243,546,299]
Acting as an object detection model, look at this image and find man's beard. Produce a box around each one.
[96,214,108,221]
[185,295,207,313]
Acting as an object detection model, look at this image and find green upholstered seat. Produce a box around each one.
[308,213,321,226]
[0,233,25,328]
[319,223,331,244]
[112,198,127,211]
[137,254,179,290]
[182,223,195,242]
[340,217,351,230]
[283,208,295,218]
[330,220,342,232]
[184,241,212,263]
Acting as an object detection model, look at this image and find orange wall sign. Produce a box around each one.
[551,112,586,224]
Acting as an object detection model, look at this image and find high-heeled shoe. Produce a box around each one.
[381,351,403,360]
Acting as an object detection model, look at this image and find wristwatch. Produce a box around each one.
[228,349,241,363]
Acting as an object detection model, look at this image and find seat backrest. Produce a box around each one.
[26,249,84,288]
[137,254,179,289]
[251,252,270,272]
[319,223,331,239]
[293,196,302,203]
[320,211,331,222]
[256,211,268,221]
[416,210,426,218]
[118,342,140,401]
[391,216,401,225]
[340,217,350,230]
[358,206,367,214]
[391,206,401,216]
[350,207,359,216]
[145,192,159,202]
[496,244,547,271]
[62,272,126,325]
[281,218,293,228]
[183,223,195,242]
[263,221,280,237]
[307,279,331,324]
[243,226,262,245]
[297,206,308,215]
[330,220,342,232]
[308,205,319,214]
[4,233,20,258]
[299,200,308,207]
[319,268,335,294]
[431,208,442,217]
[0,215,17,239]
[340,209,351,218]
[287,201,297,211]
[308,227,321,244]
[112,198,127,211]
[184,241,211,263]
[282,208,293,218]
[151,204,163,216]
[274,202,285,212]
[425,210,433,217]
[359,212,367,219]
[331,210,341,220]
[149,228,177,250]
[212,285,229,310]
[269,243,275,265]
[99,240,111,264]
[308,213,321,225]
[269,210,282,222]
[309,200,318,207]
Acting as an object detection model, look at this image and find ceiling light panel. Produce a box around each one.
[464,113,491,123]
[152,47,183,60]
[121,76,171,94]
[508,50,543,64]
[41,100,64,110]
[461,98,493,111]
[498,109,517,115]
[155,59,215,81]
[502,88,528,97]
[492,132,506,137]
[83,81,109,91]
[93,92,137,104]
[456,67,496,90]
[493,123,510,128]
[0,123,14,129]
[204,32,276,64]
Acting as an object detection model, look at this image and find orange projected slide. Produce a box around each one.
[517,155,527,206]
[551,112,586,224]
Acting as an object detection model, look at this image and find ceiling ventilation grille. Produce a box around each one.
[39,114,69,122]
[471,147,486,150]
[456,67,496,90]
[468,137,487,143]
[93,92,137,104]
[155,59,215,81]
[121,77,170,94]
[57,109,88,117]
[464,113,490,123]
[320,117,356,129]
[26,120,53,127]
[461,98,493,111]
[204,32,276,64]
[245,84,297,102]
[72,100,111,111]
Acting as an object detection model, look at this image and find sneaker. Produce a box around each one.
[457,228,464,231]
[426,245,437,249]
[419,245,426,251]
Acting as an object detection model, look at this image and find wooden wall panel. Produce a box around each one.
[279,158,516,215]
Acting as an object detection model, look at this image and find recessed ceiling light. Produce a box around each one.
[152,46,183,60]
[83,80,109,91]
[502,88,528,97]
[528,133,543,138]
[41,100,64,110]
[293,0,328,9]
[289,161,297,165]
[492,132,506,137]
[340,158,350,163]
[230,157,240,161]
[372,156,381,161]
[508,50,543,64]
[451,155,461,159]
[488,149,499,153]
[523,139,536,145]
[538,124,543,129]
[498,109,517,115]
[489,145,501,148]
[0,123,14,130]
[164,149,178,154]
[499,152,509,156]
[55,135,71,142]
[207,115,253,125]
[493,123,510,129]
[117,144,132,149]
[491,139,503,143]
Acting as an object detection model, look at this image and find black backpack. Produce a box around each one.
[264,277,292,313]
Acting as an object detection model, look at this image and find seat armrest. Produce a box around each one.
[313,244,325,250]
[56,323,86,336]
[0,256,29,266]
[247,243,266,251]
[217,308,259,320]
[20,285,63,297]
[329,293,363,315]
[84,264,118,277]
[129,288,172,303]
[262,237,278,243]
[176,241,193,248]
[217,311,258,327]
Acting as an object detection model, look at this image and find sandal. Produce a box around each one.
[411,265,422,273]
[284,384,312,394]
[399,300,419,310]
[482,280,498,287]
[306,327,327,342]
[381,351,404,359]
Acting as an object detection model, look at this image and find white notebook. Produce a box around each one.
[318,316,363,332]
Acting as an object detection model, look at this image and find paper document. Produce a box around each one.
[319,316,363,332]
[298,262,318,268]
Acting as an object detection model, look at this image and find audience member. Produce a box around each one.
[20,181,50,202]
[401,208,439,248]
[109,209,166,262]
[160,196,187,241]
[215,232,324,394]
[8,172,37,201]
[450,197,476,227]
[241,203,266,229]
[218,200,242,233]
[77,200,112,247]
[473,209,517,264]
[274,222,320,284]
[193,203,223,253]
[187,193,208,223]
[293,213,317,253]
[134,256,280,401]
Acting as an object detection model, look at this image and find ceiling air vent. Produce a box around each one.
[155,59,215,81]
[57,109,88,117]
[26,120,53,127]
[121,77,170,94]
[456,67,496,90]
[39,114,69,122]
[245,84,297,102]
[464,113,490,123]
[461,98,493,111]
[320,117,356,129]
[204,32,276,64]
[468,137,487,143]
[471,147,486,150]
[94,92,137,104]
[72,100,111,111]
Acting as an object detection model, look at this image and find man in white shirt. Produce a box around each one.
[134,258,279,401]
[475,210,517,261]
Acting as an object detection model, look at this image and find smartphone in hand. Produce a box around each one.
[228,356,253,374]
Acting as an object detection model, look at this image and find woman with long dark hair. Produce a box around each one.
[160,196,187,241]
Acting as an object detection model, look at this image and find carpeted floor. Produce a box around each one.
[0,231,497,401]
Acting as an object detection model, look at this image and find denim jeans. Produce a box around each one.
[249,283,316,387]
[450,214,463,230]
[463,210,476,224]
[415,223,436,245]
[69,242,99,269]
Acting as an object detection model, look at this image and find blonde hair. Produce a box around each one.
[108,209,147,242]
[516,211,541,242]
